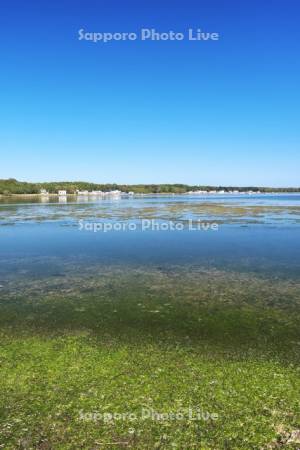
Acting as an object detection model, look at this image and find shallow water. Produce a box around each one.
[0,193,300,226]
[1,195,300,450]
[0,195,299,368]
[0,194,299,293]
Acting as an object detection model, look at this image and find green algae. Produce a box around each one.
[0,265,300,449]
[1,200,299,225]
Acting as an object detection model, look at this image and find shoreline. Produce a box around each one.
[1,191,300,199]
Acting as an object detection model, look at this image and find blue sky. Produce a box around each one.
[0,0,299,186]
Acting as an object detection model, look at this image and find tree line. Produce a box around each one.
[0,179,299,195]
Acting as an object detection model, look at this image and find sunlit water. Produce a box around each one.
[0,194,299,292]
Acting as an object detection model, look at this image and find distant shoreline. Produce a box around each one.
[1,191,300,199]
[0,179,299,196]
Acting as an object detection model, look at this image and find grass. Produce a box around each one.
[0,266,300,449]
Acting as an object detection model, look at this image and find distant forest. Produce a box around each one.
[0,179,299,195]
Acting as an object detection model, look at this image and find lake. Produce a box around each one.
[0,194,300,284]
[1,194,300,449]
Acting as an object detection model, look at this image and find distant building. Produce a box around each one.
[187,190,207,195]
[40,189,49,195]
[103,190,121,197]
[58,190,67,196]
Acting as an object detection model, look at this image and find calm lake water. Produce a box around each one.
[0,194,299,286]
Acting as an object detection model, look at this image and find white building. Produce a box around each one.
[58,190,67,196]
[90,190,104,196]
[105,190,121,196]
[40,189,49,195]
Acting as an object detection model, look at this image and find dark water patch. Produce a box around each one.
[0,224,299,280]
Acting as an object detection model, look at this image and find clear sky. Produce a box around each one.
[0,0,299,186]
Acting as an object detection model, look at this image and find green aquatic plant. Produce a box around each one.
[0,265,300,449]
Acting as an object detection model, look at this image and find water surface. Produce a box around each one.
[0,195,299,295]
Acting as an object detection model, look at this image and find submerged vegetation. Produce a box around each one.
[0,195,299,448]
[0,265,300,449]
[0,178,299,195]
[1,197,299,226]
